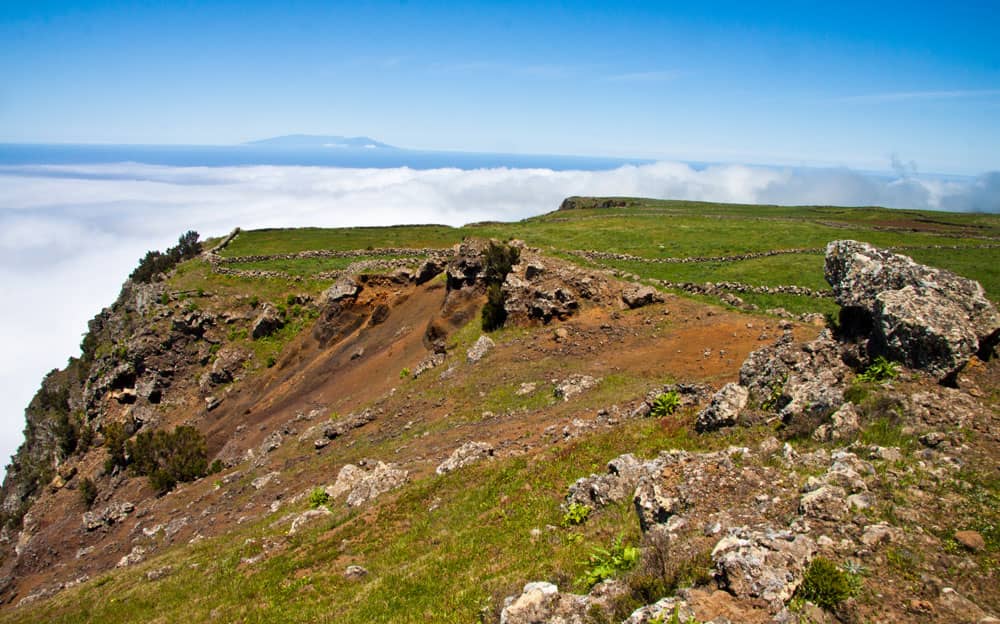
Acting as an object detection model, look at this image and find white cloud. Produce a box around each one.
[0,161,997,469]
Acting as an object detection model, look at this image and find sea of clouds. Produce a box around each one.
[1,161,998,468]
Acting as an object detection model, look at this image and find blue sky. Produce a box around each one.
[1,1,999,173]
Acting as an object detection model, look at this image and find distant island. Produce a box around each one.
[246,134,397,149]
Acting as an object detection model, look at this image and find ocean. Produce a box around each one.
[0,143,655,171]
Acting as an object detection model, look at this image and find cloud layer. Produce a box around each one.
[1,161,997,467]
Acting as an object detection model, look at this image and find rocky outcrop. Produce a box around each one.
[82,501,135,531]
[322,276,360,303]
[739,330,851,424]
[554,375,599,401]
[466,336,495,363]
[825,240,999,378]
[251,303,285,340]
[694,383,749,432]
[327,461,409,508]
[435,441,494,475]
[566,453,643,509]
[711,526,816,610]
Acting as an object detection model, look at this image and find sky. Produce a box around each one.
[1,1,999,174]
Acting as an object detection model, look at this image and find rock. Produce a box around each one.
[467,336,495,363]
[314,438,330,450]
[204,346,250,386]
[695,383,749,432]
[446,239,488,289]
[415,259,444,285]
[813,403,861,442]
[633,474,683,532]
[251,303,284,340]
[825,240,999,378]
[739,331,849,424]
[524,262,545,280]
[436,441,494,475]
[344,565,369,580]
[322,276,360,303]
[554,374,599,401]
[82,511,104,531]
[567,453,643,510]
[515,382,537,396]
[289,508,332,535]
[413,352,446,378]
[499,582,600,624]
[860,523,897,547]
[711,526,817,611]
[799,485,849,522]
[116,545,146,568]
[251,472,279,490]
[954,530,986,552]
[622,284,664,309]
[938,587,989,622]
[623,596,696,624]
[83,501,135,530]
[146,566,173,581]
[344,462,409,507]
[327,464,366,500]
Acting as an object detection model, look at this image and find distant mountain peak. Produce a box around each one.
[246,134,396,149]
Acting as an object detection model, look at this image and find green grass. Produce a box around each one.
[220,225,461,257]
[5,418,718,624]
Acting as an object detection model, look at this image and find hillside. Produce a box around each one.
[0,198,998,623]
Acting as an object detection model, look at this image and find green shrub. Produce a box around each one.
[78,477,98,509]
[856,356,900,384]
[480,241,520,331]
[400,367,411,379]
[579,535,640,589]
[266,355,277,368]
[796,557,860,610]
[562,502,592,526]
[126,426,209,493]
[129,231,201,284]
[209,459,224,474]
[650,391,681,418]
[308,488,331,509]
[102,421,130,474]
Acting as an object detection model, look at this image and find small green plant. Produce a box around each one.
[649,607,701,624]
[159,292,170,305]
[562,502,592,526]
[266,355,277,368]
[78,477,98,509]
[209,459,224,474]
[400,367,411,379]
[248,295,260,309]
[579,535,640,589]
[650,391,681,418]
[761,374,787,411]
[308,487,330,509]
[796,557,861,610]
[856,356,900,384]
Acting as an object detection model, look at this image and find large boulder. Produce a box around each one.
[694,383,749,432]
[825,240,999,377]
[251,303,284,340]
[711,526,816,611]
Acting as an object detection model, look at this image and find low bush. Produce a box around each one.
[126,426,209,493]
[650,391,681,418]
[578,535,639,589]
[130,231,201,284]
[78,477,98,509]
[856,356,900,384]
[796,557,861,610]
[308,488,331,509]
[562,502,591,526]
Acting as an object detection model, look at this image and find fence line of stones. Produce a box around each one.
[570,242,1000,266]
[649,279,833,299]
[210,251,454,282]
[212,247,449,265]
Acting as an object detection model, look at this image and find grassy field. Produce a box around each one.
[216,200,1000,312]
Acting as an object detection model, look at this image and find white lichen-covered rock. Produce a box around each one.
[695,383,749,432]
[344,462,409,507]
[623,596,696,624]
[566,453,643,510]
[251,303,285,340]
[825,240,1000,378]
[326,464,366,500]
[554,374,599,401]
[799,485,849,522]
[466,336,495,363]
[116,545,146,568]
[499,580,624,624]
[436,441,494,475]
[82,501,135,531]
[288,508,332,535]
[813,403,861,442]
[322,276,360,303]
[711,526,816,611]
